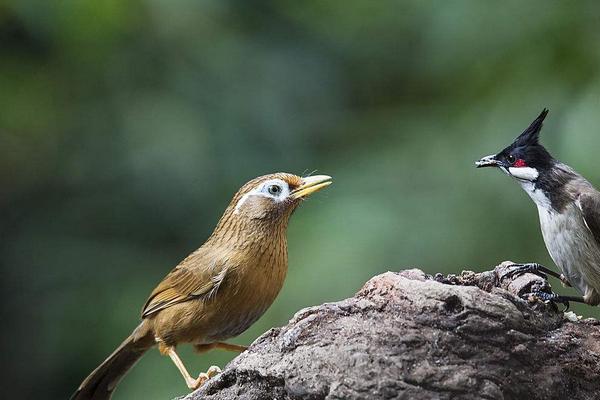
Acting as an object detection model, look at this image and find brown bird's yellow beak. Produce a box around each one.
[291,175,332,199]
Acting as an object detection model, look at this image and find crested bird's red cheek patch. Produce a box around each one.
[514,159,527,168]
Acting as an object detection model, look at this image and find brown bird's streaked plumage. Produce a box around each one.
[72,173,332,400]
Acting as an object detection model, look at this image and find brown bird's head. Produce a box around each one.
[211,173,332,240]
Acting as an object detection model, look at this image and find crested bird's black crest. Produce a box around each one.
[492,108,555,174]
[514,108,548,147]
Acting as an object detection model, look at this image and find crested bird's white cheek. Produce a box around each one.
[508,167,539,181]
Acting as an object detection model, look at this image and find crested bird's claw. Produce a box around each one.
[524,291,570,312]
[503,263,548,281]
[559,274,572,287]
[502,263,573,288]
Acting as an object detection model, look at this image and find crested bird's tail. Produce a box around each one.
[71,322,154,400]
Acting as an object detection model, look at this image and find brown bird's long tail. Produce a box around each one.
[71,323,154,400]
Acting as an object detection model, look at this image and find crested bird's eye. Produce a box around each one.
[507,154,516,164]
[267,184,282,196]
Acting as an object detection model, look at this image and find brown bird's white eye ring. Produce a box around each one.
[260,179,289,199]
[234,179,290,213]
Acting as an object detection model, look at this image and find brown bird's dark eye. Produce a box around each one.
[268,185,282,195]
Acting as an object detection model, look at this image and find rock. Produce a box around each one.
[182,262,600,400]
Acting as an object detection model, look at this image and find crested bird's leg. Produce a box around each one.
[504,263,572,287]
[194,342,248,354]
[524,291,586,312]
[163,345,221,389]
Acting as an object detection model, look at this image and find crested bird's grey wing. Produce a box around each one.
[577,191,600,245]
[141,253,228,318]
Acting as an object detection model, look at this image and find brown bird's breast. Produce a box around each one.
[203,241,288,341]
[149,234,289,346]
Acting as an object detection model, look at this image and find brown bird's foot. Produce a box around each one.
[504,263,572,287]
[524,291,585,311]
[194,342,248,354]
[165,347,222,390]
[188,366,222,389]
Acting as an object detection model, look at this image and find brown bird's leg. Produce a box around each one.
[194,342,248,353]
[161,344,221,389]
[215,342,248,352]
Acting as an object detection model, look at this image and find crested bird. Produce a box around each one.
[476,109,600,307]
[72,173,332,399]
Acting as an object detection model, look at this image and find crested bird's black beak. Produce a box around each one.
[475,154,501,168]
[291,175,332,199]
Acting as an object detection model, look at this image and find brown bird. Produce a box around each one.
[72,173,332,400]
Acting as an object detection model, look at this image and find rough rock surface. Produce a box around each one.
[182,262,600,400]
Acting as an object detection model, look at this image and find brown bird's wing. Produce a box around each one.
[577,191,600,246]
[141,254,228,319]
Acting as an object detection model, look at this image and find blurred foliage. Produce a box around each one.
[2,1,600,398]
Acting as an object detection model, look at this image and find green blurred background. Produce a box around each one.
[2,1,600,398]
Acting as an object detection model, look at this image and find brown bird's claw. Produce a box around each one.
[167,347,222,390]
[206,365,222,378]
[189,373,209,389]
[189,366,221,389]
